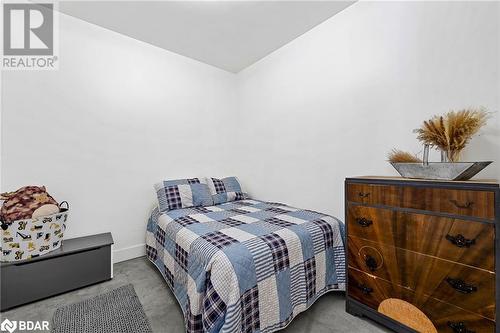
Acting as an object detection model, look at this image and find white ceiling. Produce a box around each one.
[58,1,355,73]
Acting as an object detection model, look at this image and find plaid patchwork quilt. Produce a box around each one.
[146,199,346,333]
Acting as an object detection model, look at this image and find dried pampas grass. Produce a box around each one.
[387,149,421,163]
[414,107,490,162]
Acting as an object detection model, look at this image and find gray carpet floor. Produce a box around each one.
[1,257,389,333]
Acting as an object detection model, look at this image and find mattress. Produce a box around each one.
[146,199,346,333]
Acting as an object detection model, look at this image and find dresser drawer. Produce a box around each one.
[348,236,495,319]
[346,183,495,220]
[348,267,495,333]
[347,205,495,271]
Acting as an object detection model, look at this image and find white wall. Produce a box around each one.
[236,1,499,219]
[1,13,238,262]
[2,1,499,262]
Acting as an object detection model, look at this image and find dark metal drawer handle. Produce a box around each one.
[358,192,370,198]
[446,234,475,248]
[446,277,477,294]
[356,218,373,227]
[365,255,378,272]
[356,283,373,295]
[447,321,475,333]
[449,199,474,209]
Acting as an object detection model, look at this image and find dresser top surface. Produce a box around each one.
[348,175,498,184]
[346,176,499,189]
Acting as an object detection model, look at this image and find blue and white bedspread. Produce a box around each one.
[146,199,346,333]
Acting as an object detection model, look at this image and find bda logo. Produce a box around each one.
[0,319,49,332]
[0,319,17,333]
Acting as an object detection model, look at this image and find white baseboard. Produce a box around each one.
[113,243,145,263]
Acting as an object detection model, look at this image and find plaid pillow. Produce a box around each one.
[206,177,248,205]
[154,178,213,212]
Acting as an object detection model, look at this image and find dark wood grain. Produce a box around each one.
[348,236,495,320]
[345,177,499,332]
[347,205,495,271]
[348,267,495,333]
[346,183,495,220]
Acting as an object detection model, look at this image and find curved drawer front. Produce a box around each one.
[348,236,495,320]
[348,268,495,333]
[347,205,495,271]
[346,183,495,220]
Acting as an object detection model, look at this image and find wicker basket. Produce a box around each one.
[0,204,69,262]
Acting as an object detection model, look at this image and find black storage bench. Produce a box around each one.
[1,232,113,311]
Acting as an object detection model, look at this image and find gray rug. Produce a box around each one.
[52,284,152,333]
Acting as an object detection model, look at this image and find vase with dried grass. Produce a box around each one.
[413,107,490,162]
[387,107,493,180]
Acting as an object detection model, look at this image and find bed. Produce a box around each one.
[146,197,346,333]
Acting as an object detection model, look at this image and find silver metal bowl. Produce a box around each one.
[390,161,493,181]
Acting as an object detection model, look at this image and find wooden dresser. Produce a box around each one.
[345,176,499,333]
